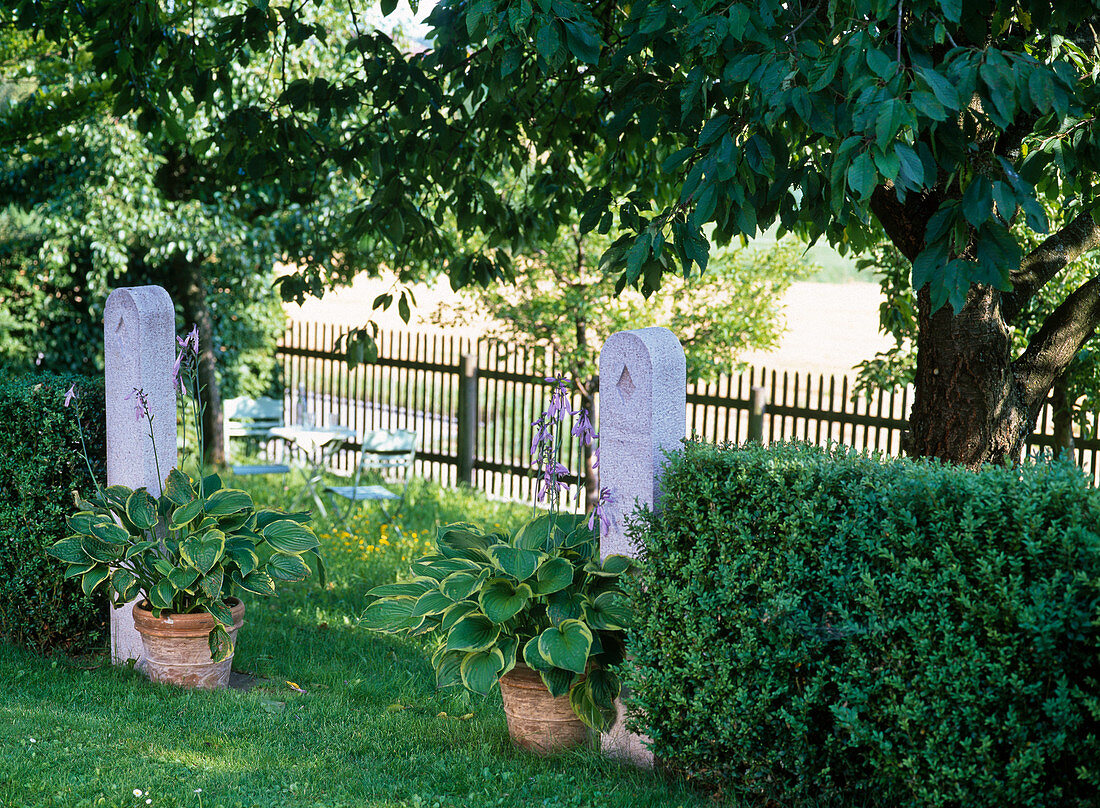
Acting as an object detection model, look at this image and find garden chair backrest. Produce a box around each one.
[351,429,417,484]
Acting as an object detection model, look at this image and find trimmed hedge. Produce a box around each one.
[0,368,106,650]
[625,441,1100,807]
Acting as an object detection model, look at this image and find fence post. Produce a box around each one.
[457,353,478,485]
[748,386,767,443]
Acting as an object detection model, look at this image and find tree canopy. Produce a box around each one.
[8,0,1100,464]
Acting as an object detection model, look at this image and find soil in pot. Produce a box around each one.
[132,599,245,690]
[499,662,589,754]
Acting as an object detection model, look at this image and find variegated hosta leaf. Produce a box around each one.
[66,512,99,536]
[585,554,633,577]
[110,568,141,604]
[361,597,417,633]
[459,648,505,695]
[523,636,552,672]
[150,579,176,610]
[440,569,489,601]
[568,673,619,731]
[367,578,436,599]
[81,567,109,596]
[226,545,259,577]
[204,488,253,516]
[64,561,96,580]
[80,534,122,563]
[125,489,158,531]
[199,567,224,600]
[168,567,199,592]
[586,591,632,631]
[236,569,276,597]
[411,555,481,581]
[434,649,466,689]
[478,578,532,623]
[412,589,456,618]
[488,546,543,582]
[537,619,592,674]
[498,635,519,677]
[48,537,89,565]
[445,613,499,653]
[531,556,573,595]
[164,468,196,506]
[539,666,577,698]
[261,519,320,554]
[205,599,234,628]
[266,552,310,582]
[208,624,234,663]
[180,531,225,575]
[440,601,479,632]
[547,590,587,625]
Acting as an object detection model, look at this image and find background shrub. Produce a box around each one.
[0,367,106,651]
[624,441,1100,807]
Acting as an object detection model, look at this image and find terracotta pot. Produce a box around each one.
[132,599,245,690]
[499,662,589,754]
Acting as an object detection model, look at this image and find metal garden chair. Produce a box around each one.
[324,429,417,526]
[223,396,292,477]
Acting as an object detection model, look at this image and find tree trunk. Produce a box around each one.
[907,286,1032,466]
[1051,373,1075,461]
[171,252,224,467]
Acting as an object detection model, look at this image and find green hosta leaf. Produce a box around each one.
[150,578,176,610]
[411,555,481,580]
[110,568,140,602]
[261,520,320,554]
[512,513,576,550]
[169,567,199,591]
[587,591,632,631]
[498,635,519,677]
[408,614,440,637]
[569,671,619,730]
[216,512,251,532]
[540,667,577,698]
[80,535,121,563]
[440,600,479,632]
[200,472,222,497]
[66,512,100,536]
[90,520,130,545]
[226,545,258,577]
[255,509,310,529]
[412,589,456,618]
[152,558,175,577]
[164,468,196,506]
[479,579,532,623]
[205,488,253,516]
[532,557,573,595]
[205,599,234,628]
[547,591,587,625]
[49,537,90,564]
[489,546,543,581]
[125,489,158,530]
[367,578,436,599]
[199,568,224,600]
[267,552,310,582]
[81,566,109,596]
[180,531,225,575]
[362,597,417,632]
[538,620,592,674]
[445,613,499,652]
[435,523,492,556]
[440,569,490,601]
[64,561,96,580]
[208,624,233,663]
[434,649,465,689]
[460,648,506,695]
[236,569,276,597]
[586,554,633,577]
[123,540,157,560]
[170,498,205,529]
[104,485,132,508]
[523,636,551,672]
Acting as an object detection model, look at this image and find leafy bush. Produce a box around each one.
[0,368,106,650]
[625,441,1100,807]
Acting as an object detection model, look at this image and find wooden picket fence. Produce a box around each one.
[275,322,1100,498]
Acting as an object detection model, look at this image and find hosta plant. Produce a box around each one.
[364,377,629,730]
[49,325,323,662]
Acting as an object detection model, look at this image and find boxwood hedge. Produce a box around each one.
[0,368,106,651]
[624,441,1100,807]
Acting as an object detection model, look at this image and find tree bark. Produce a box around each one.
[171,252,224,467]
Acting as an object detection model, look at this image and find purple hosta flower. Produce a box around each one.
[543,377,572,423]
[529,418,551,460]
[63,384,77,408]
[571,407,596,447]
[588,487,612,533]
[536,461,570,503]
[125,388,151,422]
[177,324,199,354]
[592,444,600,469]
[171,351,185,393]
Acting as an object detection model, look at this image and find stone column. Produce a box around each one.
[597,326,686,766]
[104,286,177,665]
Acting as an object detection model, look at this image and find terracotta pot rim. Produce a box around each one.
[132,598,245,638]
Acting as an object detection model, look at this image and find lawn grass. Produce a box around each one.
[1,475,710,808]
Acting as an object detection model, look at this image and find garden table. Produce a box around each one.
[269,424,356,516]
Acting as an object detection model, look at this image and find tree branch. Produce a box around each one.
[1013,274,1100,413]
[1002,211,1100,323]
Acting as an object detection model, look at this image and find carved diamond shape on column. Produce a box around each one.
[616,365,636,401]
